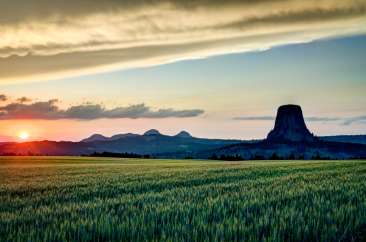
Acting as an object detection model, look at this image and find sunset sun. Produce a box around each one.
[18,131,29,140]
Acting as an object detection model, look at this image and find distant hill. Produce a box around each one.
[143,129,161,136]
[81,133,139,142]
[199,140,366,160]
[83,131,242,156]
[0,130,242,156]
[81,134,109,142]
[175,131,193,138]
[319,135,366,145]
[0,141,92,156]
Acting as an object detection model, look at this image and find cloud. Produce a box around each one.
[0,98,204,120]
[0,0,365,83]
[342,116,366,125]
[233,116,274,121]
[16,97,32,103]
[0,95,7,102]
[305,117,341,122]
[234,115,366,125]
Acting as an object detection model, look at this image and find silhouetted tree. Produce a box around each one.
[312,152,321,160]
[254,153,264,160]
[271,152,280,160]
[85,152,151,159]
[209,154,218,160]
[289,153,295,160]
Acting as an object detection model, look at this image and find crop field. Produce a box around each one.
[0,157,365,241]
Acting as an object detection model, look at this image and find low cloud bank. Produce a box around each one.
[234,115,366,125]
[0,96,204,120]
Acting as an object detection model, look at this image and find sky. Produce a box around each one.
[0,0,365,142]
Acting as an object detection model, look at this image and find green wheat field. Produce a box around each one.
[1,157,365,241]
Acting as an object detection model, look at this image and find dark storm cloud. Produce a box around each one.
[0,0,365,82]
[0,99,204,120]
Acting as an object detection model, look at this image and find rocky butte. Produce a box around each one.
[267,104,316,143]
[204,104,366,160]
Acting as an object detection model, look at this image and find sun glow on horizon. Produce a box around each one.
[18,131,29,141]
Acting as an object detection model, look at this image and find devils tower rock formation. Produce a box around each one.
[201,104,366,160]
[267,105,316,143]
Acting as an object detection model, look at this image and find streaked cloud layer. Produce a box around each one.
[0,96,204,120]
[234,115,366,125]
[1,0,366,83]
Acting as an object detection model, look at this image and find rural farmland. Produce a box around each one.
[1,157,365,241]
